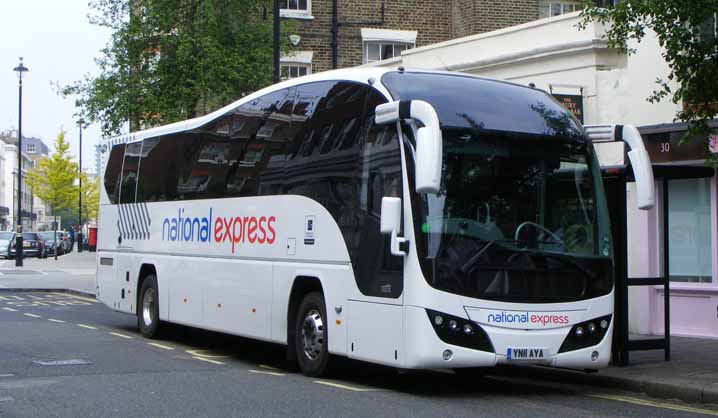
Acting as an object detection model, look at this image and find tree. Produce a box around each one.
[25,131,78,234]
[581,1,718,162]
[63,0,293,137]
[80,173,100,223]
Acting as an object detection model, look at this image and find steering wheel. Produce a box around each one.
[514,221,565,248]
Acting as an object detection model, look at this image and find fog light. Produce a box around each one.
[591,351,599,361]
[448,320,459,332]
[575,326,584,337]
[587,323,597,334]
[463,324,474,335]
[442,349,453,361]
[434,315,444,326]
[600,319,609,329]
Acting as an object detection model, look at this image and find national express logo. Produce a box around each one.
[486,311,570,326]
[161,208,276,253]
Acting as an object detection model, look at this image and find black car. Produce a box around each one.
[38,231,64,256]
[8,232,46,258]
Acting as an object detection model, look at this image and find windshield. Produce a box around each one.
[382,71,613,303]
[0,232,13,240]
[39,232,58,240]
[411,130,613,303]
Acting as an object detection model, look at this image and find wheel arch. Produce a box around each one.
[136,263,157,315]
[286,275,324,362]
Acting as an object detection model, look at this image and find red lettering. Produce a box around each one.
[214,217,223,242]
[257,216,267,244]
[248,217,258,243]
[267,216,276,244]
[222,217,233,243]
[232,217,243,253]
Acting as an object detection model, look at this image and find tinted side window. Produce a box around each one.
[174,133,205,201]
[136,137,162,202]
[119,141,142,204]
[104,143,126,204]
[258,88,295,196]
[225,89,291,197]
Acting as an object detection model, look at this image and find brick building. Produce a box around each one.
[279,0,569,77]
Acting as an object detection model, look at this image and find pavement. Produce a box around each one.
[0,252,717,407]
[1,290,716,418]
[0,251,96,295]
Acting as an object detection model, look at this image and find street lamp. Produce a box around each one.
[12,57,28,267]
[77,118,86,253]
[273,0,279,83]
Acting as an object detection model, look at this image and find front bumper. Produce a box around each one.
[403,305,612,370]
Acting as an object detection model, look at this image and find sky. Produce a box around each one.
[0,1,113,173]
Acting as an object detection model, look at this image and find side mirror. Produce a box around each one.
[380,196,402,234]
[622,125,655,210]
[380,196,408,257]
[375,100,443,194]
[585,124,655,210]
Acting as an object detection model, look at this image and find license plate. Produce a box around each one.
[506,347,546,361]
[23,242,30,248]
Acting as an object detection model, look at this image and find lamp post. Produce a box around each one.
[13,58,28,267]
[273,0,280,83]
[77,118,86,253]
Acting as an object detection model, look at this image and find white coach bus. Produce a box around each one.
[97,68,655,376]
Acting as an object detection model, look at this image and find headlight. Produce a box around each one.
[426,309,494,352]
[558,314,612,353]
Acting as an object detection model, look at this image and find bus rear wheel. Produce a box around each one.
[138,275,161,338]
[295,292,329,377]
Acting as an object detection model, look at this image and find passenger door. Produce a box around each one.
[347,89,406,366]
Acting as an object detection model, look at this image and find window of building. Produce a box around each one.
[539,1,584,19]
[280,0,311,18]
[363,42,413,64]
[361,28,417,64]
[667,178,713,283]
[280,63,310,80]
[26,144,35,153]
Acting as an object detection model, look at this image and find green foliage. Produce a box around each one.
[580,1,718,162]
[25,131,78,214]
[80,173,100,222]
[63,0,293,137]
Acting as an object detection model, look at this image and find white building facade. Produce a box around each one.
[366,12,718,339]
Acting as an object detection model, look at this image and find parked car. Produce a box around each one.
[0,232,14,259]
[8,232,46,259]
[38,231,63,256]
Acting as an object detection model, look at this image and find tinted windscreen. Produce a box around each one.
[410,130,613,303]
[382,71,583,139]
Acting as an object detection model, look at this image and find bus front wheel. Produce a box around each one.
[295,292,329,377]
[138,275,161,338]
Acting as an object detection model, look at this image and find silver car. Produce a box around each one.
[0,232,13,258]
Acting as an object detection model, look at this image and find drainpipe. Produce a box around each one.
[331,0,338,69]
